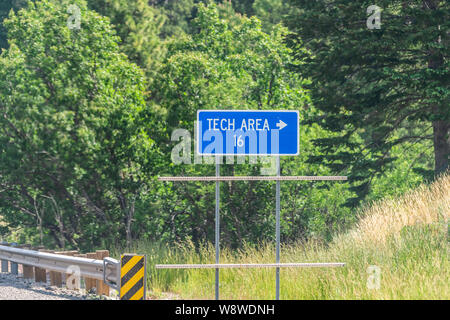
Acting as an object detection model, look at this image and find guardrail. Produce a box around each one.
[0,243,120,296]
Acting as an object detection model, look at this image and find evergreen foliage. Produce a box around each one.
[287,0,449,206]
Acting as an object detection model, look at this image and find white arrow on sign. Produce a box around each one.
[276,120,287,130]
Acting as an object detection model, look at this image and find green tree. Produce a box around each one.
[0,0,160,249]
[149,0,197,39]
[230,0,255,16]
[287,0,449,206]
[148,0,243,38]
[253,0,294,32]
[0,0,30,50]
[87,0,166,82]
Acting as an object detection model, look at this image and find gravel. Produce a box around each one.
[0,272,116,300]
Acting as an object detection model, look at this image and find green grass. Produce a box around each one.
[112,174,449,299]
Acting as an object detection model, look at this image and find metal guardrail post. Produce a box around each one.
[0,242,9,273]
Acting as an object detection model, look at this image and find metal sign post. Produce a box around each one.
[215,157,220,300]
[275,155,281,300]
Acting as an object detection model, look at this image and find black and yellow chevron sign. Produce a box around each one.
[120,254,146,300]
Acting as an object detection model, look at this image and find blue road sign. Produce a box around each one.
[197,110,299,156]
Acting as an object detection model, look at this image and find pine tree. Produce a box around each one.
[287,0,449,206]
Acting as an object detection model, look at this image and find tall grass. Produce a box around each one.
[113,174,449,299]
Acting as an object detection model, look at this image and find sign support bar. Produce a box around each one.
[158,176,347,182]
[275,156,281,300]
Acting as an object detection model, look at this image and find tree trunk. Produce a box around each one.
[432,117,450,175]
[126,200,135,249]
[33,197,44,246]
[430,47,448,174]
[425,0,448,175]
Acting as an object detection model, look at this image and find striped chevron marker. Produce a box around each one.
[120,254,146,300]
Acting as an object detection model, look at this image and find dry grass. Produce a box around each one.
[341,172,449,246]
